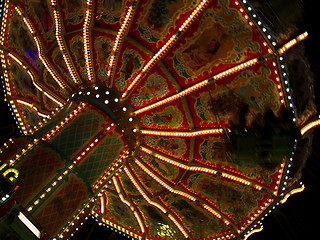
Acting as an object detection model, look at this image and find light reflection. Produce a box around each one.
[157,223,176,238]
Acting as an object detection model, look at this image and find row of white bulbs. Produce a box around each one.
[71,87,137,132]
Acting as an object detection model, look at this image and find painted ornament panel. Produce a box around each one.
[190,65,280,127]
[164,194,230,239]
[186,173,266,226]
[60,0,85,30]
[139,152,182,183]
[96,0,126,25]
[165,0,262,85]
[130,72,171,108]
[41,67,69,100]
[8,59,39,102]
[103,192,141,232]
[197,134,228,164]
[22,0,55,47]
[93,33,114,82]
[134,0,198,45]
[48,47,75,87]
[17,102,43,130]
[118,173,141,197]
[113,47,145,92]
[136,202,184,239]
[42,93,61,112]
[7,9,41,72]
[67,34,87,80]
[143,135,189,160]
[140,105,185,130]
[130,162,166,195]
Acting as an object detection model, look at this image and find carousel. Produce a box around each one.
[0,0,318,239]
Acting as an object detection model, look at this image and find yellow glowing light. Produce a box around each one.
[278,32,308,55]
[203,204,221,219]
[300,118,320,136]
[280,183,305,204]
[135,58,258,115]
[113,176,146,233]
[14,6,68,90]
[51,0,80,84]
[83,0,94,82]
[213,58,258,80]
[3,168,19,182]
[140,146,266,190]
[134,158,196,201]
[16,99,50,118]
[157,223,176,238]
[167,214,189,238]
[244,225,263,240]
[18,212,41,238]
[107,6,133,80]
[8,50,65,108]
[122,0,209,98]
[124,166,168,213]
[141,128,223,137]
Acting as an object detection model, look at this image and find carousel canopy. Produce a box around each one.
[0,0,316,239]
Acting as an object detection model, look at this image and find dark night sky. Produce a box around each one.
[0,1,319,240]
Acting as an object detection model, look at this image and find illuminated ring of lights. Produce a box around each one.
[70,83,141,155]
